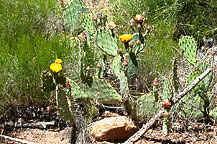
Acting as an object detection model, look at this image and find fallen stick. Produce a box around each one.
[124,68,212,144]
[0,134,37,144]
[0,121,56,129]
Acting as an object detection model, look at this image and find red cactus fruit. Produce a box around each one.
[135,14,143,23]
[164,111,170,117]
[163,99,171,109]
[146,25,152,30]
[122,57,128,66]
[66,81,71,88]
[102,52,107,56]
[136,40,141,45]
[92,16,97,21]
[96,63,102,68]
[118,48,122,54]
[129,41,133,47]
[86,66,91,71]
[137,23,141,29]
[152,78,158,86]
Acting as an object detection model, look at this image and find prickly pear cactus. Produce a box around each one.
[129,93,161,123]
[66,77,89,100]
[179,36,197,65]
[96,28,118,56]
[56,85,74,121]
[40,71,55,93]
[63,0,87,36]
[83,77,122,104]
[80,13,95,36]
[112,55,122,78]
[131,33,146,55]
[125,53,138,83]
[95,59,105,79]
[179,64,213,119]
[120,71,129,101]
[162,77,174,100]
[209,106,217,118]
[172,58,179,93]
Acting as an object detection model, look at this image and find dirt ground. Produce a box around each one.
[1,121,216,144]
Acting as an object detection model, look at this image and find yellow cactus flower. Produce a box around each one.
[50,63,62,73]
[55,59,63,64]
[119,34,132,43]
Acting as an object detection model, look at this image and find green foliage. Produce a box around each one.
[138,23,177,84]
[0,32,78,108]
[63,0,87,36]
[0,0,59,38]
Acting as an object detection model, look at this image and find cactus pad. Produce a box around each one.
[56,85,74,121]
[84,77,122,104]
[120,71,129,101]
[132,93,161,123]
[40,71,55,93]
[125,53,138,83]
[96,59,105,79]
[63,0,87,36]
[131,33,146,55]
[80,13,95,36]
[96,28,118,56]
[66,77,89,100]
[162,77,173,100]
[179,36,197,65]
[112,55,122,78]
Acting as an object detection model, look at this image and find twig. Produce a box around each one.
[124,68,212,144]
[0,121,56,129]
[0,134,37,144]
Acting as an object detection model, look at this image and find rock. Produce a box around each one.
[90,116,138,142]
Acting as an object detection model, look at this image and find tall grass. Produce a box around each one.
[0,0,78,113]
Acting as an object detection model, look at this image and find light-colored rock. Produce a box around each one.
[90,116,138,142]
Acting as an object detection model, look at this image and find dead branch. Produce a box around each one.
[124,68,212,144]
[0,121,55,129]
[0,134,37,144]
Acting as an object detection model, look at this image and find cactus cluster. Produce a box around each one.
[41,2,216,139]
[178,36,214,120]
